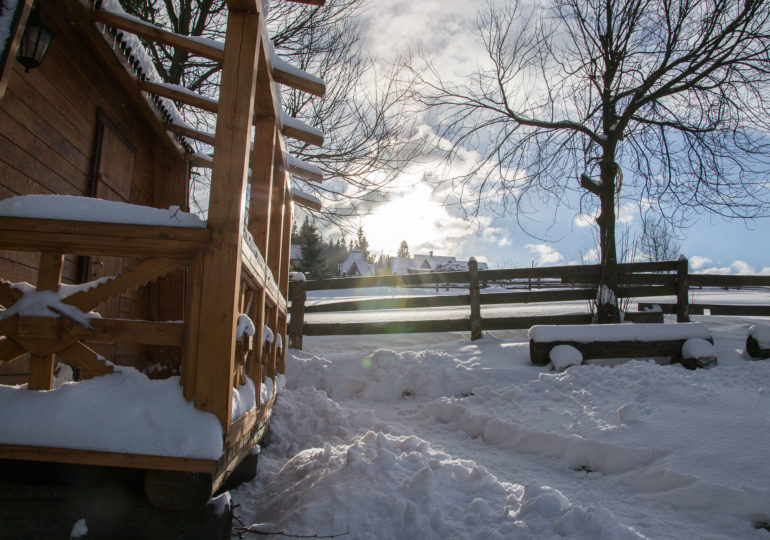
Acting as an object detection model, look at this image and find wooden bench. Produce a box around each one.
[746,325,770,359]
[529,322,716,369]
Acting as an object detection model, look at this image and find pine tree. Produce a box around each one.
[397,240,409,259]
[356,227,371,263]
[296,217,324,278]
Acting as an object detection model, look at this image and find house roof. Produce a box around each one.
[413,254,457,270]
[389,257,411,275]
[340,249,373,276]
[97,0,194,153]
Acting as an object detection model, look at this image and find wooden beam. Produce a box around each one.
[193,9,261,433]
[254,23,282,118]
[168,123,216,146]
[139,80,219,113]
[266,159,287,279]
[92,9,224,62]
[248,118,276,254]
[0,338,26,364]
[0,0,33,99]
[28,252,63,390]
[185,152,214,168]
[241,243,267,286]
[0,444,217,474]
[281,122,324,147]
[4,317,184,350]
[65,258,185,313]
[286,157,323,183]
[56,342,115,376]
[0,217,210,259]
[272,64,325,98]
[292,190,322,211]
[181,252,204,402]
[87,319,185,346]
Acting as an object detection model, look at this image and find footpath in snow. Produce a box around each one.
[232,317,770,540]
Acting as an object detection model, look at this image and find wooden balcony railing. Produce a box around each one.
[0,216,288,438]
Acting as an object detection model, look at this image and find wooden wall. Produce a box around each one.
[0,1,189,376]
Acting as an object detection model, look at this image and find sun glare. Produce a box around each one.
[362,184,455,255]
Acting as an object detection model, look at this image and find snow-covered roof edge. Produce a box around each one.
[95,0,194,153]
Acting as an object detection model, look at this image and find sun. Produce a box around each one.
[362,184,460,256]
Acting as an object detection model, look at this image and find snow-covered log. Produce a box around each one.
[746,325,770,359]
[529,322,714,368]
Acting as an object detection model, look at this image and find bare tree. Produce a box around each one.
[117,0,425,226]
[640,215,680,262]
[414,0,770,322]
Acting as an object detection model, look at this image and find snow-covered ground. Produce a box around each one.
[232,291,770,539]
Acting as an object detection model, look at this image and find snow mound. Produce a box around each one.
[286,349,476,401]
[246,429,640,540]
[682,338,717,368]
[550,344,583,371]
[749,324,770,347]
[0,367,222,459]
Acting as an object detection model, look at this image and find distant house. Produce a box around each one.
[339,248,374,277]
[434,260,489,272]
[389,257,412,275]
[386,253,489,275]
[412,254,457,271]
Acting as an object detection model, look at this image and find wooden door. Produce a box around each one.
[85,110,136,360]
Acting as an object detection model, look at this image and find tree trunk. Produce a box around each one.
[596,152,621,323]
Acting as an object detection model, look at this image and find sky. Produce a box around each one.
[341,0,770,274]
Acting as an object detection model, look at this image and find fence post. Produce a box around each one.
[676,256,690,323]
[288,273,306,349]
[469,258,482,340]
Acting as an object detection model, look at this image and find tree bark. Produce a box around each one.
[596,150,621,323]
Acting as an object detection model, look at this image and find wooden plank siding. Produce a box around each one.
[0,0,189,374]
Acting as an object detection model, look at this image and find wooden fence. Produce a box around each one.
[288,258,704,346]
[640,273,770,316]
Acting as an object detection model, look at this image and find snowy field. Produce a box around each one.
[232,290,770,539]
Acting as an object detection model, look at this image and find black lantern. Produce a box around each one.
[16,5,55,72]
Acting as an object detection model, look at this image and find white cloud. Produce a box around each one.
[525,243,564,265]
[359,0,488,76]
[697,260,763,275]
[581,248,600,265]
[689,256,712,270]
[575,211,597,228]
[616,203,637,225]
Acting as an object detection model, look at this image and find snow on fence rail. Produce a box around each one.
[288,259,696,346]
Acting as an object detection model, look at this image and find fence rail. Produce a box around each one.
[289,259,700,344]
[288,258,770,345]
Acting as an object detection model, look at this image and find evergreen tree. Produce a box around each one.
[296,217,324,278]
[321,236,349,277]
[397,240,409,259]
[356,227,371,263]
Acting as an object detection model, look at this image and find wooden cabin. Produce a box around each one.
[0,0,325,507]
